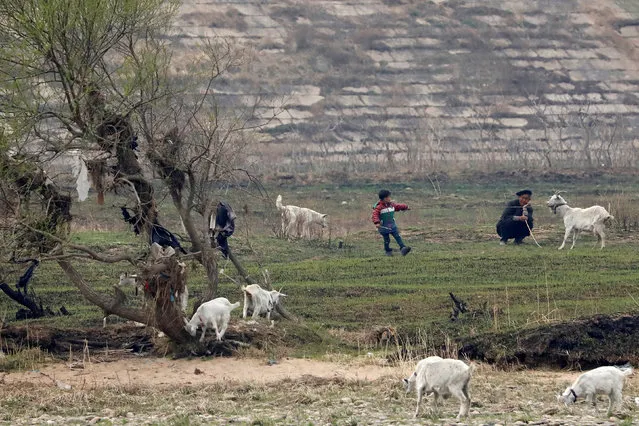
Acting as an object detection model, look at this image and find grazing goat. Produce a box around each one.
[118,272,140,295]
[276,195,328,239]
[242,284,286,321]
[402,357,473,419]
[102,273,140,328]
[547,193,613,250]
[184,297,240,342]
[557,366,633,415]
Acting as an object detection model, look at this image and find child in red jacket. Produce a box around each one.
[372,189,412,256]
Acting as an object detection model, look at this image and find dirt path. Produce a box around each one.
[2,358,633,425]
[5,357,398,388]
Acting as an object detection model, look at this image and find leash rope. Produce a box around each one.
[525,220,542,248]
[522,202,542,248]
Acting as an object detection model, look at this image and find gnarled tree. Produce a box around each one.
[0,0,287,343]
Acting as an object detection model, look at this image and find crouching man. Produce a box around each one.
[496,189,533,245]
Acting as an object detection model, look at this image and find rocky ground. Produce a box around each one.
[173,0,639,170]
[2,357,638,425]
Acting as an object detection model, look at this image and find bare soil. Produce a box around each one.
[4,357,393,388]
[2,357,638,425]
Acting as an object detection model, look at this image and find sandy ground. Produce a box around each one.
[3,357,638,425]
[5,356,397,388]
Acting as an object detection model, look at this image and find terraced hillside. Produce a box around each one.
[173,0,639,173]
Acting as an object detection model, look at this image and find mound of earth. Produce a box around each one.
[458,314,639,368]
[0,323,156,356]
[0,320,323,362]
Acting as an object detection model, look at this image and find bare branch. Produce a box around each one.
[21,223,137,265]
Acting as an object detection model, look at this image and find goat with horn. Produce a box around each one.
[546,192,613,250]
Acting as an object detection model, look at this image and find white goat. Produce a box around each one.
[184,297,240,342]
[118,272,140,293]
[242,284,286,321]
[402,357,474,419]
[103,273,141,328]
[276,194,328,239]
[557,366,633,415]
[547,193,614,250]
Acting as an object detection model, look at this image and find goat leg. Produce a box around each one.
[214,321,221,342]
[242,293,249,319]
[414,388,423,418]
[219,323,228,341]
[570,230,580,249]
[559,228,571,250]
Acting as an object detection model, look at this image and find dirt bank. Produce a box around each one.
[4,357,395,388]
[458,314,639,369]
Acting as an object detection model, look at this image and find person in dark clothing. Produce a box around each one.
[496,189,534,245]
[209,201,236,258]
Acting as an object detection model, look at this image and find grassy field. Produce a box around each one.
[2,174,639,356]
[2,174,639,425]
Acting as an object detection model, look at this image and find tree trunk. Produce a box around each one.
[58,259,193,342]
[192,247,219,314]
[154,297,190,344]
[99,115,158,235]
[57,260,150,323]
[148,132,220,313]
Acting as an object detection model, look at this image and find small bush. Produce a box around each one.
[609,193,639,231]
[288,25,315,51]
[0,347,47,372]
[351,29,383,50]
[205,9,247,32]
[225,8,248,32]
[259,38,284,50]
[269,5,304,21]
[316,43,356,67]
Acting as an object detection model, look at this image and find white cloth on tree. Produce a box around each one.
[71,154,90,202]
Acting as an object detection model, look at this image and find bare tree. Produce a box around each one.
[0,0,287,342]
[573,102,597,168]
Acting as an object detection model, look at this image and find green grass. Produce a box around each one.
[2,175,639,353]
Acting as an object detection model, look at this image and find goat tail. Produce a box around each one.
[231,301,241,310]
[276,194,283,210]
